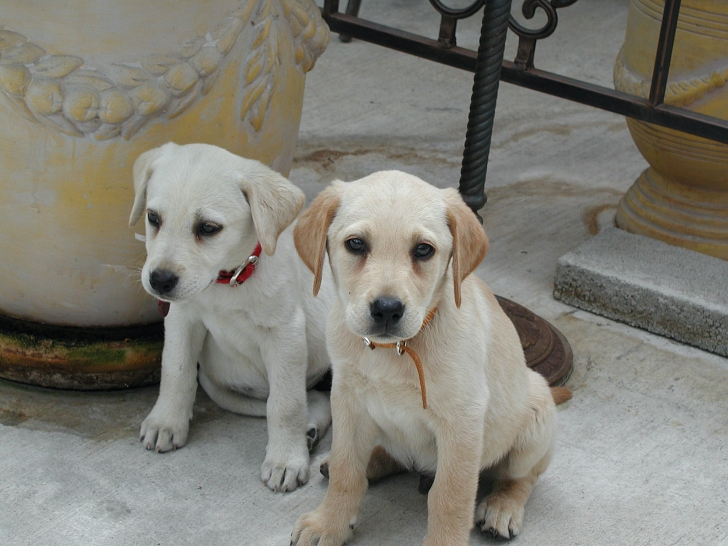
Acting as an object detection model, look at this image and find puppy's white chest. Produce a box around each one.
[197,305,272,394]
[204,310,261,354]
[348,351,439,472]
[368,391,438,473]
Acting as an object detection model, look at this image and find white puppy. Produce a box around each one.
[291,171,570,544]
[129,142,334,493]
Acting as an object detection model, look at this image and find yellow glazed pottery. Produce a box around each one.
[0,0,328,387]
[614,0,728,260]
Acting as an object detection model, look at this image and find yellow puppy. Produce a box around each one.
[292,171,569,545]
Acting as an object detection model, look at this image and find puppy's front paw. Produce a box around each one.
[261,446,310,493]
[474,492,525,540]
[291,509,352,546]
[139,410,190,453]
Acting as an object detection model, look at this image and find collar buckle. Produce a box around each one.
[229,254,259,287]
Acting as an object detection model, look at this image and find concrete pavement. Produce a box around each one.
[2,1,727,544]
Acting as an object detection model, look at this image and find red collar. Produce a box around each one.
[216,242,262,287]
[158,243,262,317]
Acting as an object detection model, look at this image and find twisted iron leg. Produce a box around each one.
[459,0,513,218]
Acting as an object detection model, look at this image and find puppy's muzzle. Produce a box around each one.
[370,297,404,328]
[149,269,179,296]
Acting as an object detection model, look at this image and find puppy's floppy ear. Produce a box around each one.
[237,162,305,256]
[294,183,341,297]
[444,188,489,308]
[129,143,174,227]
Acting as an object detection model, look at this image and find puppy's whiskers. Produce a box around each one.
[102,264,146,287]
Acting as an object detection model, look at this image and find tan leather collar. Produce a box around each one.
[363,307,438,409]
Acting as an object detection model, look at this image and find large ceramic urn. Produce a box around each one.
[0,0,328,388]
[614,0,728,260]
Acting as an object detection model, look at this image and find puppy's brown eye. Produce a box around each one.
[198,221,222,236]
[147,210,160,227]
[345,238,367,255]
[414,243,434,260]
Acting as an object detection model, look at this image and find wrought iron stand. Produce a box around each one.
[319,0,728,386]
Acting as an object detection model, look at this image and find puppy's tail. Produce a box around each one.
[550,386,572,405]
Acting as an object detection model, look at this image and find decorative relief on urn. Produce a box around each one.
[0,0,328,140]
[614,53,728,109]
[0,0,329,387]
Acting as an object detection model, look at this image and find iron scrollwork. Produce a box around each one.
[327,0,581,215]
[508,0,579,68]
[336,0,579,67]
[428,0,486,18]
[427,0,487,48]
[422,0,580,65]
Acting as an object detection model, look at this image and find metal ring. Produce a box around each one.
[428,0,486,19]
[228,263,247,287]
[228,254,258,287]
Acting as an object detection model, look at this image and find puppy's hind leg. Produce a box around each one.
[475,374,558,540]
[200,370,332,445]
[305,389,331,451]
[320,445,407,482]
[366,445,407,482]
[198,369,268,416]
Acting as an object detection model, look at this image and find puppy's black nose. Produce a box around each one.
[149,269,178,295]
[370,297,404,326]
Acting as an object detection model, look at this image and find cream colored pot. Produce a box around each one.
[0,0,328,387]
[614,0,728,260]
